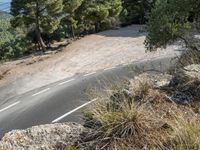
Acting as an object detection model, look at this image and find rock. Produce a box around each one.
[127,73,172,101]
[140,145,148,150]
[108,73,172,111]
[184,64,200,80]
[170,64,200,102]
[122,88,132,98]
[170,92,193,105]
[0,122,86,150]
[170,64,200,86]
[130,73,172,89]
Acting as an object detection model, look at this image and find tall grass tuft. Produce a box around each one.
[168,117,200,150]
[83,90,171,149]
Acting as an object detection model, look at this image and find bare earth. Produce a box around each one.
[0,25,180,102]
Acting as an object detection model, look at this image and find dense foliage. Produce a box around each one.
[120,0,155,25]
[145,0,200,51]
[82,0,122,31]
[11,0,64,49]
[0,12,13,46]
[0,12,30,60]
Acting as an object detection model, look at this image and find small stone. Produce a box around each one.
[140,145,147,150]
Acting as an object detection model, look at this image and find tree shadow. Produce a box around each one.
[11,42,70,62]
[97,25,147,38]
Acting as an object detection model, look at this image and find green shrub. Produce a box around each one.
[0,38,32,60]
[120,0,155,25]
[65,145,77,150]
[0,11,27,61]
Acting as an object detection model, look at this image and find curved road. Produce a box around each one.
[0,57,177,138]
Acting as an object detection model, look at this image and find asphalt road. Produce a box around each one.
[0,57,177,138]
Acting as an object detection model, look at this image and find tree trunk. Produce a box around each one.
[35,27,46,51]
[95,22,100,33]
[64,25,68,38]
[35,0,46,51]
[71,26,75,38]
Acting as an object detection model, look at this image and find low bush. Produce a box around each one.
[0,38,32,60]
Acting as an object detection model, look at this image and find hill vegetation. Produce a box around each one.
[0,0,155,61]
[79,0,200,149]
[145,0,200,65]
[81,66,200,149]
[80,0,200,149]
[0,11,29,60]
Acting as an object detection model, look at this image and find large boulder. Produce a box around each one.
[0,122,86,150]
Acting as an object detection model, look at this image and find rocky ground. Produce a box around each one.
[0,25,181,103]
[0,123,86,150]
[0,64,199,150]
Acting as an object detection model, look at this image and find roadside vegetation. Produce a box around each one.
[77,0,200,149]
[0,0,200,149]
[0,0,155,61]
[80,66,200,149]
[145,0,200,65]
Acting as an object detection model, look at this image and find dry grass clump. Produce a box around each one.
[167,116,200,150]
[178,49,200,67]
[177,37,200,67]
[82,87,183,149]
[169,65,200,103]
[82,96,171,150]
[129,74,153,100]
[82,91,199,149]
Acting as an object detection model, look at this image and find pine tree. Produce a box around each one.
[10,0,63,50]
[63,0,83,37]
[77,0,122,32]
[120,0,155,25]
[145,0,200,51]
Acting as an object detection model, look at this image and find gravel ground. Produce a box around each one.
[0,25,181,103]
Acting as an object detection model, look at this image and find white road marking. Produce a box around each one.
[58,79,75,86]
[0,101,20,113]
[123,62,131,66]
[52,98,97,123]
[32,88,50,97]
[104,66,116,71]
[84,72,96,77]
[122,63,129,66]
